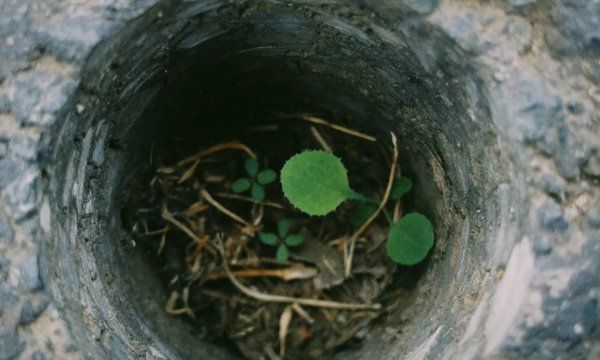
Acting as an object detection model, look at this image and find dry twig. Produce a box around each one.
[177,141,256,167]
[201,189,252,227]
[161,209,204,244]
[218,238,381,310]
[310,126,333,152]
[279,305,293,359]
[344,132,398,277]
[292,303,314,324]
[205,266,317,281]
[165,289,195,318]
[215,192,285,209]
[272,112,376,142]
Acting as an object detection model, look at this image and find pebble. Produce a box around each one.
[555,124,587,179]
[0,94,10,113]
[0,327,23,360]
[36,16,112,63]
[12,70,77,126]
[538,198,569,231]
[399,0,439,15]
[0,281,17,305]
[537,172,566,200]
[435,8,481,53]
[531,234,552,255]
[506,0,537,13]
[30,352,45,360]
[566,101,584,115]
[0,142,7,159]
[17,253,43,292]
[1,167,39,221]
[19,296,50,325]
[0,210,15,244]
[588,198,600,229]
[584,155,600,179]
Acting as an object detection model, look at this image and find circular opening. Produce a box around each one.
[39,1,518,359]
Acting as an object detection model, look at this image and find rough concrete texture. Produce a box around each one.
[0,0,598,359]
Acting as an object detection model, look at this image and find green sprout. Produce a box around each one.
[258,219,305,261]
[231,158,277,201]
[280,150,433,265]
[348,176,412,227]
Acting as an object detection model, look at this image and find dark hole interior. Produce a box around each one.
[115,26,444,359]
[40,2,504,359]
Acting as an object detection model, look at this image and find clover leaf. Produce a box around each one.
[258,219,305,261]
[280,151,367,216]
[232,158,277,201]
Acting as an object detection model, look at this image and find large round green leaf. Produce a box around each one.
[386,213,434,265]
[280,151,360,216]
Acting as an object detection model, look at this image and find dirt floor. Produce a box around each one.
[125,113,419,360]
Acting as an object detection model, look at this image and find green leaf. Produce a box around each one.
[276,244,289,261]
[257,169,277,185]
[390,177,412,200]
[232,178,251,193]
[284,234,304,247]
[259,232,279,246]
[251,183,265,201]
[245,158,259,177]
[280,151,363,216]
[386,213,434,265]
[277,219,290,238]
[348,204,378,227]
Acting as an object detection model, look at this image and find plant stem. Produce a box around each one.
[351,195,394,224]
[346,190,372,203]
[344,132,399,277]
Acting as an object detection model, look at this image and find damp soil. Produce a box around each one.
[123,113,419,360]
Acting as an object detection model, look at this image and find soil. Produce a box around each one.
[124,113,415,360]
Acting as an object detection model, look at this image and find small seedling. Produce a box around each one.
[348,176,412,227]
[232,158,277,201]
[281,150,433,265]
[259,219,305,261]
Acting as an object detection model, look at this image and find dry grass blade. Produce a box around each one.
[292,303,315,324]
[178,159,200,183]
[272,112,376,142]
[310,126,333,152]
[157,227,169,255]
[215,192,285,209]
[187,234,210,264]
[201,189,252,227]
[177,141,256,167]
[161,209,204,244]
[165,290,194,317]
[279,305,293,359]
[218,238,381,310]
[141,226,169,236]
[344,132,398,277]
[184,202,208,217]
[206,266,317,281]
[248,124,280,132]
